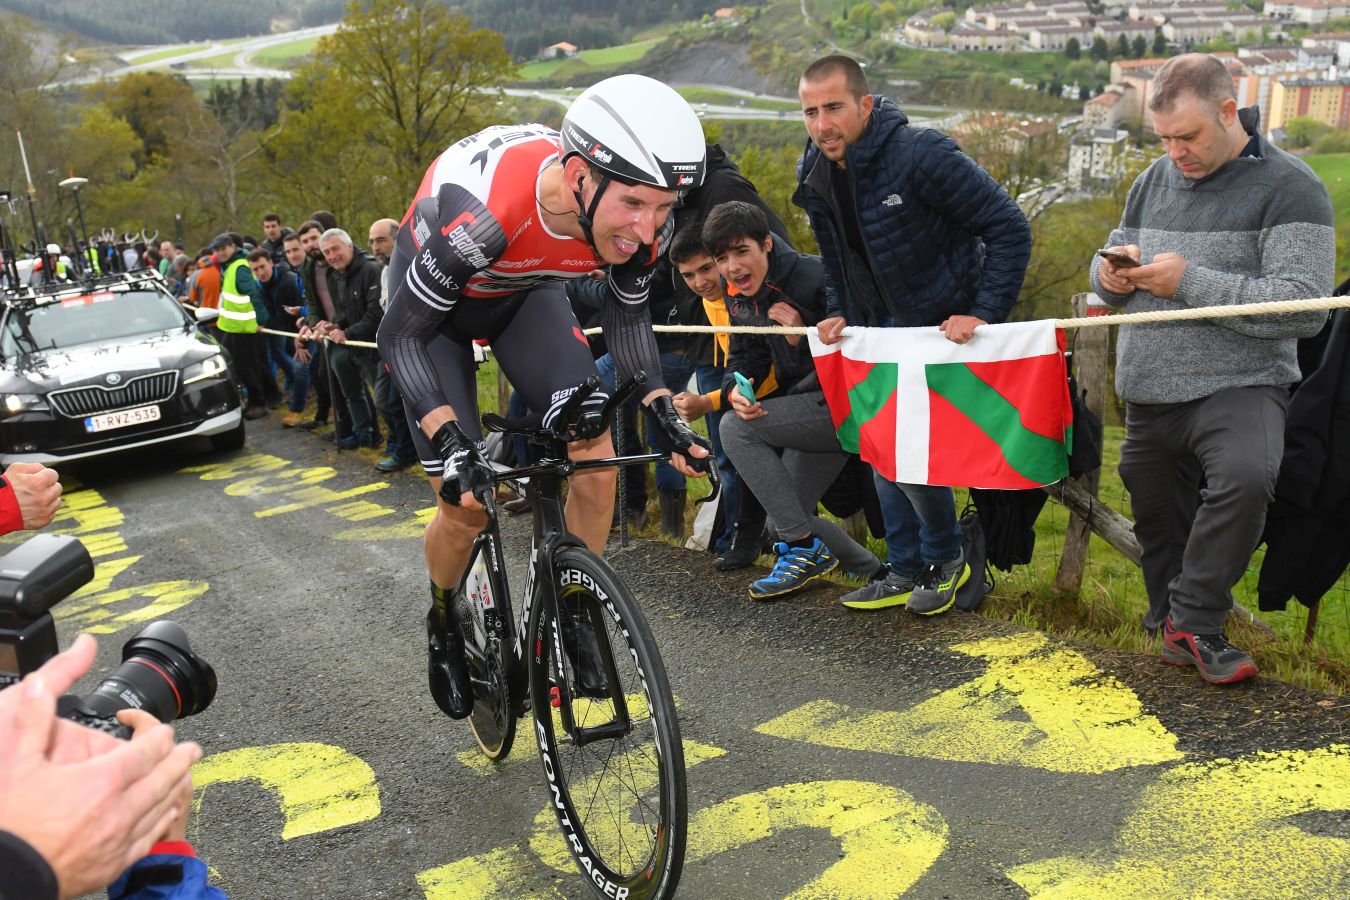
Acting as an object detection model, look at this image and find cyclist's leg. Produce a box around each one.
[490,284,616,556]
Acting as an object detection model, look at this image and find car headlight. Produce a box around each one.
[183,354,228,384]
[1,393,45,414]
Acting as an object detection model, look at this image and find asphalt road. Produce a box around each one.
[27,419,1350,900]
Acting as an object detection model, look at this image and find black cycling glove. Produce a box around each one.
[606,243,659,307]
[646,394,713,474]
[432,421,493,506]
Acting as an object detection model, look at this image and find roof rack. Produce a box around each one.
[1,268,167,310]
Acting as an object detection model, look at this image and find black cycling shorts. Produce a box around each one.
[404,282,602,477]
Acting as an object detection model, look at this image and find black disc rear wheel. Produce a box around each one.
[529,547,685,899]
[457,579,516,760]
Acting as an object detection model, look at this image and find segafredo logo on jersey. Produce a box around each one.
[441,211,490,270]
[589,143,613,165]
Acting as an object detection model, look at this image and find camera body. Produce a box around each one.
[0,534,216,737]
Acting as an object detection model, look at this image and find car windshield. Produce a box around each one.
[1,287,186,357]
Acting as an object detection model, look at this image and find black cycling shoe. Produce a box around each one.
[560,599,609,699]
[427,587,473,719]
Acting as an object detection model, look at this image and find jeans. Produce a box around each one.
[873,473,962,577]
[328,344,381,439]
[288,348,315,413]
[267,334,295,389]
[595,351,696,495]
[376,360,417,464]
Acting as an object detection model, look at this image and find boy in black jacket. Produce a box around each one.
[708,202,882,600]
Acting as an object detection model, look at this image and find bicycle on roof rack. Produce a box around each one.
[450,372,692,900]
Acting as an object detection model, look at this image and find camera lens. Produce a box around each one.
[80,621,217,723]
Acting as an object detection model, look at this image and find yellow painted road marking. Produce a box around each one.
[687,781,947,899]
[335,506,436,541]
[56,579,210,634]
[529,738,727,872]
[756,632,1183,774]
[192,742,381,841]
[1007,744,1350,898]
[418,846,565,899]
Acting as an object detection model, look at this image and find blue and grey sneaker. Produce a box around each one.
[840,564,917,610]
[749,537,838,600]
[906,549,969,616]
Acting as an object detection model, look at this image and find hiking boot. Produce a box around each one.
[560,598,608,699]
[749,537,838,601]
[427,587,473,719]
[282,411,304,428]
[1160,619,1259,684]
[840,564,916,611]
[715,523,766,571]
[906,550,968,616]
[658,489,686,539]
[298,417,328,431]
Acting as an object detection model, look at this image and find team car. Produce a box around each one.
[0,268,244,465]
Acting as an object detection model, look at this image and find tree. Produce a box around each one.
[1284,116,1331,148]
[308,0,517,195]
[733,145,817,253]
[1066,37,1081,60]
[91,72,197,165]
[1115,35,1130,59]
[1152,28,1166,56]
[1132,35,1147,58]
[1091,37,1109,61]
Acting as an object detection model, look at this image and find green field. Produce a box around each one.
[122,44,208,65]
[677,87,799,111]
[1304,153,1350,282]
[517,39,658,82]
[185,50,241,69]
[249,35,323,68]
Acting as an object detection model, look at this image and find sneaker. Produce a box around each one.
[337,431,376,451]
[1160,619,1259,684]
[906,550,968,616]
[374,456,410,473]
[840,565,917,610]
[297,418,328,431]
[749,537,838,600]
[715,523,766,571]
[282,411,304,428]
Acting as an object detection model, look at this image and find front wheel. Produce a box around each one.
[529,547,686,900]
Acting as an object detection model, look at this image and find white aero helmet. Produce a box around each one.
[561,74,706,192]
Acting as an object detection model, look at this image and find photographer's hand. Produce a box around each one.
[0,635,202,899]
[3,462,62,529]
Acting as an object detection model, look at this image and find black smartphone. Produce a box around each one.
[1097,249,1140,268]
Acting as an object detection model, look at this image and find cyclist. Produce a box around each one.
[377,74,713,720]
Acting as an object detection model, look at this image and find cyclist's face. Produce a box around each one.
[590,179,678,265]
[676,252,721,301]
[714,234,773,298]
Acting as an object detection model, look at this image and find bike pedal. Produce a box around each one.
[550,686,562,709]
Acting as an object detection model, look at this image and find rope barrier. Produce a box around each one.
[255,295,1350,345]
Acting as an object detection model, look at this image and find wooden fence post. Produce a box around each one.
[1053,293,1108,596]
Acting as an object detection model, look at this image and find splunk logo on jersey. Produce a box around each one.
[589,143,613,165]
[419,248,458,291]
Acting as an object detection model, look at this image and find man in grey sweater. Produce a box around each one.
[1090,54,1333,684]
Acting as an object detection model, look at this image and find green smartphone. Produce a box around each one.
[733,371,756,403]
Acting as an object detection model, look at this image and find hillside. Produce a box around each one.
[0,0,344,44]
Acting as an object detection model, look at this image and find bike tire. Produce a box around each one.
[458,550,517,760]
[529,547,686,900]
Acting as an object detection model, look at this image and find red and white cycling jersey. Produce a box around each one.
[400,124,603,303]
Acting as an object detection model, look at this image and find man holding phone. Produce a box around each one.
[1090,54,1333,684]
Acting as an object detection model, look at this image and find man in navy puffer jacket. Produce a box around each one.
[793,54,1032,616]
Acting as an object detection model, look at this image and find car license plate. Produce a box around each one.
[85,404,161,433]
